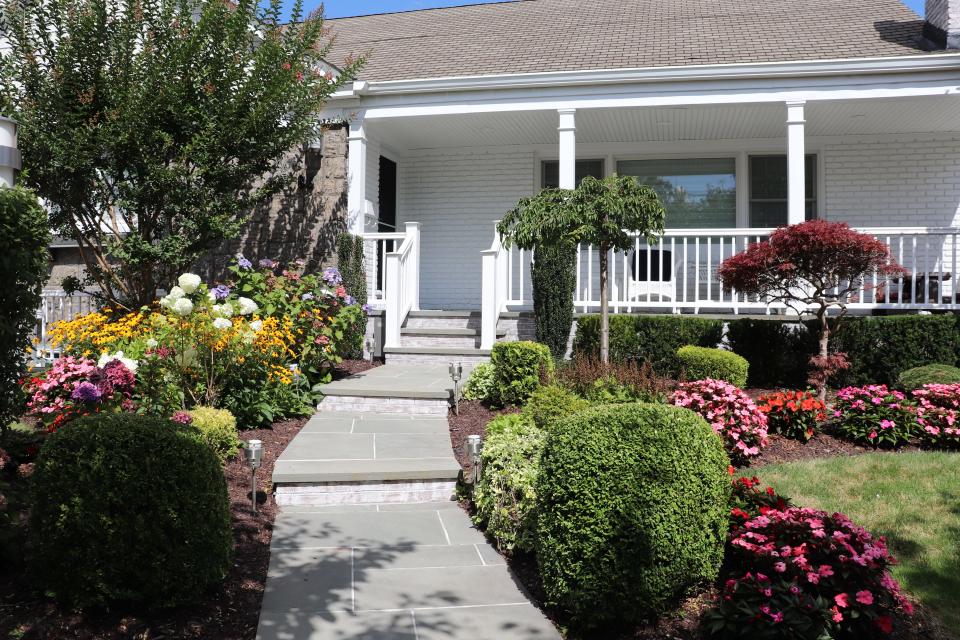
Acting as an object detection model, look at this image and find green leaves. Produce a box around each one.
[1,0,364,307]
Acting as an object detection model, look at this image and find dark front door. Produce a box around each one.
[379,156,397,232]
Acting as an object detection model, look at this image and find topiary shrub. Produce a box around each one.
[536,403,730,631]
[0,187,50,434]
[676,345,748,388]
[186,406,241,463]
[521,384,590,430]
[472,415,546,554]
[532,242,576,361]
[898,363,960,391]
[30,414,232,608]
[572,314,722,374]
[490,341,553,407]
[462,362,496,402]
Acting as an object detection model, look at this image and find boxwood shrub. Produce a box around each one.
[536,403,730,631]
[521,384,590,430]
[490,341,553,406]
[30,414,232,608]
[676,345,749,387]
[898,363,960,390]
[572,314,722,374]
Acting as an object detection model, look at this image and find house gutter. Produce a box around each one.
[329,54,960,99]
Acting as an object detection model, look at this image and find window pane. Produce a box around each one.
[748,154,817,227]
[541,160,604,189]
[617,158,736,229]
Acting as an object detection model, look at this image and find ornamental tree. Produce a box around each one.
[719,220,903,400]
[0,0,363,308]
[498,175,665,363]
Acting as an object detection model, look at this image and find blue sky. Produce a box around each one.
[298,0,924,20]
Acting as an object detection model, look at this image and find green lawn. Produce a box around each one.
[758,452,960,634]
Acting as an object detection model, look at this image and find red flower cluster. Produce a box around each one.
[709,503,912,638]
[757,390,826,442]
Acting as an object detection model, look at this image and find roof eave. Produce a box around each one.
[328,53,960,100]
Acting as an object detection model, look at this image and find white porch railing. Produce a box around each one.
[33,290,98,358]
[480,223,510,349]
[364,222,420,348]
[480,226,960,339]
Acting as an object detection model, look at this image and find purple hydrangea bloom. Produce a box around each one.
[71,381,102,403]
[301,292,315,301]
[259,258,278,270]
[213,284,231,301]
[345,295,356,306]
[322,267,343,286]
[236,255,252,269]
[361,304,372,314]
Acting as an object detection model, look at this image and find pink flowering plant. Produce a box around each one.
[911,383,960,449]
[671,379,769,465]
[22,356,136,431]
[706,506,912,638]
[833,385,916,448]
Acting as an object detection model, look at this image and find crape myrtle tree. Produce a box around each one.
[498,175,665,363]
[0,0,363,309]
[718,220,904,400]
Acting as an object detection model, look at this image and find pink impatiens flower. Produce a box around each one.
[835,593,849,608]
[856,590,875,605]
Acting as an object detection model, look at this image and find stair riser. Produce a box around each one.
[400,335,480,349]
[275,480,456,506]
[405,317,480,330]
[386,352,491,367]
[319,394,450,417]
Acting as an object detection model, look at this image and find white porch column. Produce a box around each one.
[347,115,368,235]
[558,108,577,189]
[0,117,20,188]
[786,100,806,225]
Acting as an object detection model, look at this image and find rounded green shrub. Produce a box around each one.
[897,363,960,390]
[462,362,496,402]
[30,414,232,608]
[473,415,546,554]
[676,345,748,388]
[521,384,590,430]
[536,403,730,631]
[490,341,554,407]
[187,406,241,463]
[484,412,530,437]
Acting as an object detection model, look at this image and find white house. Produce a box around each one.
[315,0,960,355]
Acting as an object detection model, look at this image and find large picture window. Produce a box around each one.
[749,155,817,227]
[616,158,736,229]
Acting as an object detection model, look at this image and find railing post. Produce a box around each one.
[404,222,421,311]
[384,251,402,349]
[480,249,498,350]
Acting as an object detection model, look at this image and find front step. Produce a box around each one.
[404,310,481,330]
[318,363,458,417]
[272,411,460,506]
[383,346,491,366]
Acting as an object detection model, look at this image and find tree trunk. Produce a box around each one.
[816,308,830,403]
[600,245,609,364]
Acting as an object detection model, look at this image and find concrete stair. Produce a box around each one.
[388,310,501,365]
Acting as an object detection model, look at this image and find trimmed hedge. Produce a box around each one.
[491,341,553,407]
[532,243,577,360]
[676,345,748,387]
[536,403,730,631]
[726,319,816,388]
[572,314,723,374]
[30,414,232,608]
[898,363,960,390]
[521,384,590,430]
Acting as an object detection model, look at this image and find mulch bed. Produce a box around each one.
[447,399,517,472]
[332,357,383,379]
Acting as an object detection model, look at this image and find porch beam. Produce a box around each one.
[347,115,368,235]
[786,100,806,225]
[558,108,577,189]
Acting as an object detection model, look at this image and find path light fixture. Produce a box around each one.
[289,363,302,400]
[465,434,483,486]
[365,336,375,362]
[244,439,263,514]
[448,361,463,415]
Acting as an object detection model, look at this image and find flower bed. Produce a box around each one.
[757,390,825,442]
[671,379,769,464]
[912,383,960,449]
[833,385,916,448]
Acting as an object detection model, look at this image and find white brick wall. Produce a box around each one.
[823,133,960,229]
[398,148,534,309]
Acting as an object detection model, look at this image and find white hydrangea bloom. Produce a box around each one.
[98,351,138,373]
[168,286,186,300]
[171,298,194,317]
[212,303,234,318]
[178,273,202,294]
[249,319,263,332]
[145,338,159,349]
[212,317,233,331]
[237,297,259,316]
[207,290,217,303]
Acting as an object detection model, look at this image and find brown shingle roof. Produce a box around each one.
[325,0,933,83]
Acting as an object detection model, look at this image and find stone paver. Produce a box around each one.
[256,502,560,640]
[320,364,458,400]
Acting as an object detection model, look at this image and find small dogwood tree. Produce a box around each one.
[719,220,903,400]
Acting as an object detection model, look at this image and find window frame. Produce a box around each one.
[747,154,819,228]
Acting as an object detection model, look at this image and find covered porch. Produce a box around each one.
[339,66,960,348]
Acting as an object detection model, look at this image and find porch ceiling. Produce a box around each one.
[365,95,960,151]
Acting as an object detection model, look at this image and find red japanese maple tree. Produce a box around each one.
[719,220,903,400]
